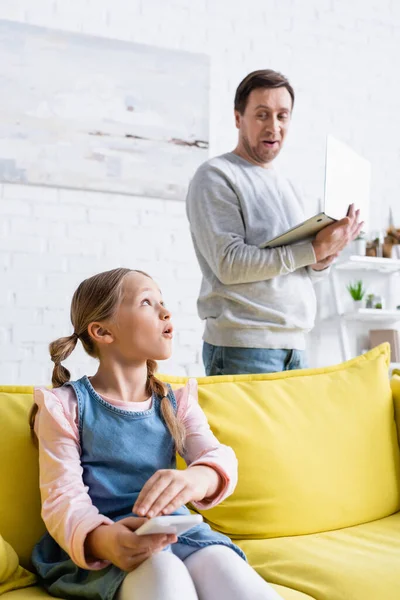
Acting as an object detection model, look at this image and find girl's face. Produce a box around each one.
[102,271,173,363]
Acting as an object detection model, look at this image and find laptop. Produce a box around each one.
[259,136,371,249]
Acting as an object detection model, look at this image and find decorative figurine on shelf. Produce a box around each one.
[385,225,400,259]
[365,209,400,258]
[366,231,384,257]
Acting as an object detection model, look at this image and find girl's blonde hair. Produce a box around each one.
[30,268,186,453]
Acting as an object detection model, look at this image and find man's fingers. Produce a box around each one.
[352,222,364,240]
[334,216,351,231]
[338,216,351,226]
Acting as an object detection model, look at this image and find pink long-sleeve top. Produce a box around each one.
[34,378,237,570]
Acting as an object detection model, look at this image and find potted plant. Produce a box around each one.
[373,294,385,309]
[353,233,366,256]
[366,293,375,309]
[347,280,366,310]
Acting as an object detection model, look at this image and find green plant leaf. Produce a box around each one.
[347,279,366,301]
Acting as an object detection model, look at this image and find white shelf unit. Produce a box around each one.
[335,255,400,273]
[330,256,400,363]
[342,309,400,321]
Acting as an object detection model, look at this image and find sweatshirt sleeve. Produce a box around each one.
[175,379,238,509]
[34,387,113,570]
[307,264,331,281]
[186,165,316,285]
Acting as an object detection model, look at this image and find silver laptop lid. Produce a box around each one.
[324,135,371,233]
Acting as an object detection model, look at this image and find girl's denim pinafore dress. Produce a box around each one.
[32,376,245,600]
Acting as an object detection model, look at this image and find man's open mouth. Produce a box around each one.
[262,140,279,146]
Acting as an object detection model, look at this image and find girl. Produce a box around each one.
[31,268,282,600]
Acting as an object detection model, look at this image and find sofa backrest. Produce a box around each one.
[1,344,399,569]
[0,386,45,569]
[167,344,400,540]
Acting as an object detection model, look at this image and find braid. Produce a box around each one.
[49,334,79,387]
[146,360,186,455]
[146,359,166,398]
[29,333,79,444]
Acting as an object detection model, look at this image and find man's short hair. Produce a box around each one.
[234,69,295,114]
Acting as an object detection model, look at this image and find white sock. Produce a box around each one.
[184,545,284,600]
[117,551,199,600]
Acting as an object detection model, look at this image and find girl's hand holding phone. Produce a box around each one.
[133,466,221,518]
[84,517,177,572]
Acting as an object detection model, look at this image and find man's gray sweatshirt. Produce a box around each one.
[186,152,326,350]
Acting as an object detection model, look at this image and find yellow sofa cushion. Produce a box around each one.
[1,346,399,584]
[237,511,400,600]
[0,589,48,600]
[0,535,36,595]
[0,387,45,570]
[168,344,400,539]
[0,584,315,600]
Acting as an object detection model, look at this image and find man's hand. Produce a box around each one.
[311,252,340,271]
[312,204,363,264]
[133,466,221,518]
[84,517,176,572]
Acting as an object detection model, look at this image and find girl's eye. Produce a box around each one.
[142,299,151,306]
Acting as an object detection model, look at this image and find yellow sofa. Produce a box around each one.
[1,343,400,600]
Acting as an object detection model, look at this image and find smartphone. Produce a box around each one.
[135,514,203,537]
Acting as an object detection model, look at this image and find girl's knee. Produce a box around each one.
[185,545,241,574]
[184,546,283,600]
[120,551,198,600]
[143,550,188,579]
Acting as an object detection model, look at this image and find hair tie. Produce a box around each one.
[72,332,79,341]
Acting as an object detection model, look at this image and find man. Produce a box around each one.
[186,69,362,376]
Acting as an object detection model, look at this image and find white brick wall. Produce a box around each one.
[1,0,400,383]
[0,182,203,383]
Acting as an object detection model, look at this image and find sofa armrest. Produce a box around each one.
[391,375,400,447]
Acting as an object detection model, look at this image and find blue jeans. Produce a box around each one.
[202,342,308,376]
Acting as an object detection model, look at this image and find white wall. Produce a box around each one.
[1,0,400,383]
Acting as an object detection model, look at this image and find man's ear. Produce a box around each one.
[234,110,241,129]
[88,322,114,346]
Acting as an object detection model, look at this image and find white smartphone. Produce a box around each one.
[135,515,203,537]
